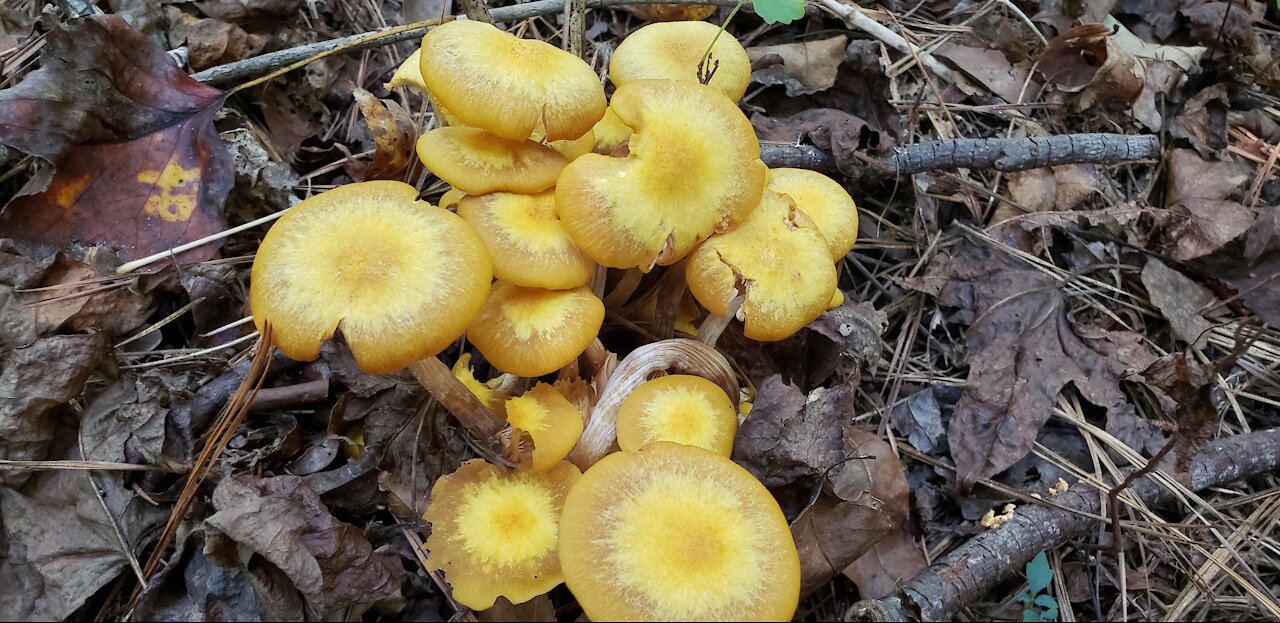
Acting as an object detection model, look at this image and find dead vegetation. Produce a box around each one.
[1,0,1279,620]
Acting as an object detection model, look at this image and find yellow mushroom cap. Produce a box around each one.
[453,352,508,417]
[468,282,605,377]
[385,48,428,93]
[609,21,752,101]
[438,187,466,209]
[250,181,491,374]
[686,190,837,341]
[556,80,766,270]
[417,127,567,195]
[627,3,718,22]
[506,383,585,472]
[425,459,581,610]
[419,20,606,141]
[559,442,800,621]
[457,190,595,290]
[616,374,737,456]
[548,130,596,160]
[767,168,859,261]
[591,107,634,154]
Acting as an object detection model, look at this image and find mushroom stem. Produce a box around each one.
[409,357,508,439]
[603,268,645,308]
[696,293,744,347]
[567,338,737,468]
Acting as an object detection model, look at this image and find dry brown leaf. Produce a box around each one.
[843,529,927,600]
[0,15,233,265]
[935,43,1036,104]
[732,375,843,492]
[205,475,404,615]
[353,87,418,181]
[1163,149,1256,261]
[925,232,1147,489]
[1140,258,1216,347]
[164,6,267,70]
[0,333,115,486]
[807,299,887,365]
[747,36,848,96]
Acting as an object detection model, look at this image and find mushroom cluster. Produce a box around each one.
[250,16,862,622]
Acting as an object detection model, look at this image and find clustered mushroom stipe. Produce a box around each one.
[248,15,862,622]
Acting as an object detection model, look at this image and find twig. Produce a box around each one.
[189,0,740,85]
[459,0,493,22]
[846,427,1280,622]
[759,133,1160,182]
[810,0,955,83]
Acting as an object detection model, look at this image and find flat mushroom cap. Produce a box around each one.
[686,190,837,341]
[559,442,800,621]
[609,21,752,101]
[506,383,585,472]
[419,20,606,141]
[616,374,737,456]
[417,127,567,195]
[556,80,766,270]
[767,168,859,261]
[467,282,605,377]
[250,181,492,374]
[457,190,595,290]
[425,459,581,610]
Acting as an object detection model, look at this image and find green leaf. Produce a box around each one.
[1026,551,1053,594]
[1034,594,1060,621]
[1022,610,1042,623]
[753,0,806,24]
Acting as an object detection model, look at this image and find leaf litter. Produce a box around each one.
[1,0,1279,620]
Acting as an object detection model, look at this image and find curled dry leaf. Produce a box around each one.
[0,15,232,265]
[732,375,843,492]
[747,36,848,96]
[1037,18,1205,130]
[807,299,888,366]
[205,475,404,615]
[353,87,418,181]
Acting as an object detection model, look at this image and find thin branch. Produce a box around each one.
[760,133,1160,180]
[189,0,740,85]
[846,427,1280,622]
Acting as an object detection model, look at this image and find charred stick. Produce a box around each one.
[847,427,1280,622]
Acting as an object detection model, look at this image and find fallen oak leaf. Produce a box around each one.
[352,87,417,181]
[0,15,232,266]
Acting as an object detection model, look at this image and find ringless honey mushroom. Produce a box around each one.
[416,127,568,195]
[616,374,737,456]
[559,442,801,621]
[249,181,509,452]
[609,21,753,101]
[418,20,606,141]
[425,459,581,610]
[766,167,860,261]
[467,282,605,377]
[456,190,596,290]
[505,383,585,472]
[556,80,767,270]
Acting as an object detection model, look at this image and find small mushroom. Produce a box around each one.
[767,168,859,261]
[616,374,737,456]
[556,80,766,270]
[468,282,605,377]
[506,383,585,472]
[418,20,606,141]
[456,190,595,290]
[425,459,581,610]
[609,21,752,101]
[558,442,800,621]
[686,190,837,341]
[416,127,568,195]
[453,353,509,417]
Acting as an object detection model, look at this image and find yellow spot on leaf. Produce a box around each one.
[137,161,200,222]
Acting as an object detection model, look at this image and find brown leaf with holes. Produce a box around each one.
[926,232,1146,489]
[353,87,418,181]
[0,15,231,266]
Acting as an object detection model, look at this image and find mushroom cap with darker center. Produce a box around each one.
[616,374,737,456]
[419,20,606,141]
[467,282,605,377]
[425,459,581,610]
[558,442,800,621]
[686,189,837,341]
[556,80,766,270]
[250,181,492,374]
[417,127,567,195]
[609,21,752,101]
